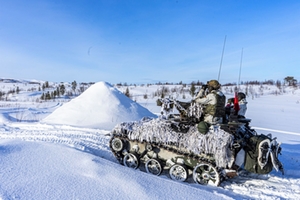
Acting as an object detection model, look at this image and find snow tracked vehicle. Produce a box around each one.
[109,98,284,186]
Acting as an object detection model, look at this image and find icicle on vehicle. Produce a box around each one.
[109,98,284,186]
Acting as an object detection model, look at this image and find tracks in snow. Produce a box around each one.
[222,171,300,199]
[0,123,114,160]
[253,126,300,136]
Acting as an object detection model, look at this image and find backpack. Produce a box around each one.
[244,134,273,174]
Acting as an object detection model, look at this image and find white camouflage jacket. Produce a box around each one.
[194,88,225,124]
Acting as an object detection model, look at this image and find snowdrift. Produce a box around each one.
[43,81,157,129]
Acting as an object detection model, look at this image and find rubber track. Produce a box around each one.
[109,133,224,186]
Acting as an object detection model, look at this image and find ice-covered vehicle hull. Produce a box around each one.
[109,99,284,186]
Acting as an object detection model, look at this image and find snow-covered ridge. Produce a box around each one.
[0,78,43,84]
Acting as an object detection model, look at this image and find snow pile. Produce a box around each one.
[43,82,157,130]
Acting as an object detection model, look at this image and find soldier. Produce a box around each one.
[194,80,226,134]
[227,92,248,120]
[237,92,247,118]
[224,98,234,123]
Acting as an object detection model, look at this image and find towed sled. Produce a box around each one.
[109,98,284,186]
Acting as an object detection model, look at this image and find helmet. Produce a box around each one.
[207,80,221,90]
[238,92,246,101]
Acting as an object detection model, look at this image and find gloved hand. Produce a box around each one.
[202,84,208,90]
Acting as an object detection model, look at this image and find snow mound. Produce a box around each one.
[43,81,157,129]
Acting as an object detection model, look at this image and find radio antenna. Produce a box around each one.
[238,48,244,91]
[218,35,227,81]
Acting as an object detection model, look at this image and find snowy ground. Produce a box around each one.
[0,80,300,199]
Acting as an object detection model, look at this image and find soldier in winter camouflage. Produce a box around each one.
[194,80,226,134]
[236,92,247,117]
[225,92,248,121]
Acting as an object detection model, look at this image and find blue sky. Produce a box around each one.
[1,0,300,84]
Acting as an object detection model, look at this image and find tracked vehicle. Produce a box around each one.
[109,98,284,186]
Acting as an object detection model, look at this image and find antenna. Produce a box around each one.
[218,35,227,81]
[238,48,244,91]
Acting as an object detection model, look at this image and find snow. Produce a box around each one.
[0,80,300,199]
[0,140,226,200]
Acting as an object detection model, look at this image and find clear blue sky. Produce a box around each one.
[1,0,300,84]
